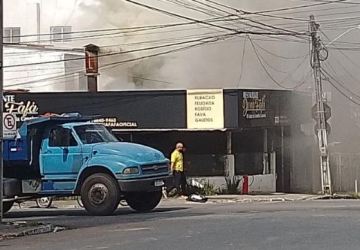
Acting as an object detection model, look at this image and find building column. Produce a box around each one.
[225,131,235,177]
[263,128,270,174]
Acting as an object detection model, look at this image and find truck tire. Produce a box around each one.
[36,197,53,208]
[3,201,14,214]
[80,173,120,216]
[126,191,162,212]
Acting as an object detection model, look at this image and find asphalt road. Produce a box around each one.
[2,199,360,250]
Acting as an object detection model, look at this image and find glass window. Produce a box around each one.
[4,27,20,43]
[49,127,77,147]
[74,124,119,144]
[50,26,72,43]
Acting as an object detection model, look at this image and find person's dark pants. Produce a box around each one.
[173,170,187,195]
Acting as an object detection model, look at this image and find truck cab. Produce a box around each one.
[3,114,172,215]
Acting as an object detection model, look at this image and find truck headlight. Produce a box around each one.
[122,167,139,175]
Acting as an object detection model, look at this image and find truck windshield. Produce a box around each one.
[74,124,119,144]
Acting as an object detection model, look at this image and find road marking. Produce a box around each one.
[112,227,151,232]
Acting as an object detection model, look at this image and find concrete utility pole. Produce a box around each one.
[309,15,332,195]
[0,0,3,222]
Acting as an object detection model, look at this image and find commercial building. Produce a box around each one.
[4,89,313,193]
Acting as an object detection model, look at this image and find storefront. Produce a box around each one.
[4,89,297,192]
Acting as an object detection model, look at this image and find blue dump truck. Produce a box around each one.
[2,114,172,215]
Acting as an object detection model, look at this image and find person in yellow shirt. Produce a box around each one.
[171,142,186,196]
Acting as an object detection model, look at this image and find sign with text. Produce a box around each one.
[187,89,224,129]
[242,91,266,119]
[93,117,138,128]
[3,113,17,139]
[3,94,39,122]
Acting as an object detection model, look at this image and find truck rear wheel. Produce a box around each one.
[126,191,162,212]
[3,201,14,214]
[80,173,120,216]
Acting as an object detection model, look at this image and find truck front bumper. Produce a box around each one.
[118,175,173,192]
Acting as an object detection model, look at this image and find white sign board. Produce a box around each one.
[187,89,224,129]
[3,113,17,139]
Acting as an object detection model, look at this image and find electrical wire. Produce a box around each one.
[186,0,307,36]
[248,36,311,89]
[123,0,308,36]
[252,0,348,14]
[236,36,247,88]
[5,32,238,88]
[4,32,242,68]
[321,70,360,105]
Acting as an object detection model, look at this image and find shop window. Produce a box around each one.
[235,152,264,175]
[50,26,72,42]
[4,27,20,43]
[186,154,225,176]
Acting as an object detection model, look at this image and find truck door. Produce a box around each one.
[40,126,82,180]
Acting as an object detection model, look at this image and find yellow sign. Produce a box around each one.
[187,89,224,129]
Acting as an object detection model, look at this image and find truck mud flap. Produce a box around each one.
[4,178,21,197]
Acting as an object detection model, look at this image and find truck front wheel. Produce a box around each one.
[3,201,14,214]
[126,191,162,212]
[80,173,120,216]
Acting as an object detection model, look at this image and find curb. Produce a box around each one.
[205,195,326,203]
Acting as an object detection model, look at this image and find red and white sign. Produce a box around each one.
[3,113,17,139]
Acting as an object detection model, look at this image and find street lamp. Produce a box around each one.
[325,25,360,47]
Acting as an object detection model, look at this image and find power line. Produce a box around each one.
[236,36,247,87]
[321,69,360,105]
[252,39,309,60]
[4,15,236,44]
[187,0,307,36]
[298,0,360,5]
[123,0,307,36]
[252,0,346,14]
[322,67,360,100]
[100,32,237,69]
[4,33,241,68]
[248,36,309,89]
[6,32,238,88]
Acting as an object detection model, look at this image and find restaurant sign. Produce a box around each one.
[242,91,266,119]
[3,95,39,121]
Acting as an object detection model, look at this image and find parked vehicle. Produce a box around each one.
[2,113,172,215]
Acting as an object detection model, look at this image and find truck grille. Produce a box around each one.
[141,164,169,175]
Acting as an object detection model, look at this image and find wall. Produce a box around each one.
[330,153,360,193]
[189,174,276,194]
[4,46,85,92]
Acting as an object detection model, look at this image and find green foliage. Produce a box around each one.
[201,180,218,196]
[188,179,218,196]
[221,176,241,194]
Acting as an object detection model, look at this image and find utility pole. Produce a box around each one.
[0,0,4,222]
[309,15,332,195]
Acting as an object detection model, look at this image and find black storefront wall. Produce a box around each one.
[10,91,186,129]
[8,89,291,130]
[235,90,292,191]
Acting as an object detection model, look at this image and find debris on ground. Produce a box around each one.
[0,221,66,241]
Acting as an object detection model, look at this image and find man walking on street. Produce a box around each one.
[171,142,187,196]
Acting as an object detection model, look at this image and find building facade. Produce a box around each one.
[3,89,315,193]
